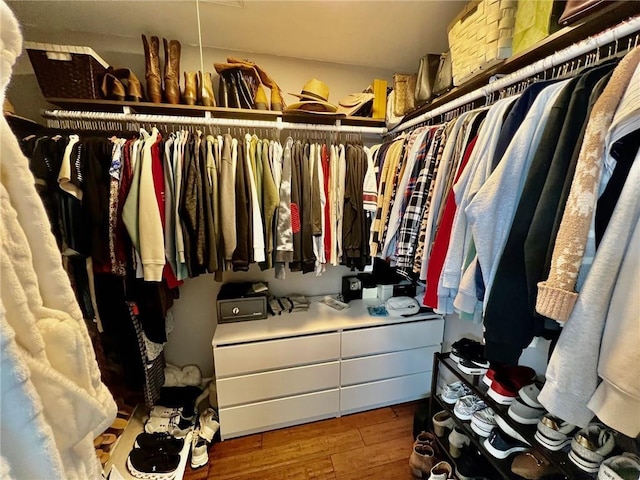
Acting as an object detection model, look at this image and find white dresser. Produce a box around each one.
[212,299,444,440]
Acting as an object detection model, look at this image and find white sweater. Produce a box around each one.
[0,4,116,478]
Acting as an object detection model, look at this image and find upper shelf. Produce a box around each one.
[44,97,387,128]
[399,1,640,128]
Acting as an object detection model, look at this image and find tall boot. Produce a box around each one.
[164,38,181,104]
[183,72,197,105]
[198,71,215,107]
[142,34,162,103]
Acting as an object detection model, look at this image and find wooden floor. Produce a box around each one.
[183,402,422,480]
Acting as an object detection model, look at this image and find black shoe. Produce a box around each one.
[451,338,489,369]
[483,429,529,459]
[134,432,184,455]
[457,357,489,375]
[127,448,180,478]
[456,445,495,480]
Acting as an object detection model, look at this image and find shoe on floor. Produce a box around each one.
[150,405,184,419]
[144,413,193,438]
[456,445,495,480]
[534,414,578,451]
[598,453,640,480]
[448,426,470,458]
[454,394,486,421]
[432,410,455,437]
[134,432,184,455]
[198,408,220,443]
[428,460,453,480]
[471,407,497,437]
[569,423,616,473]
[190,429,209,469]
[441,381,471,405]
[409,444,435,478]
[511,451,557,479]
[414,430,437,448]
[483,429,530,459]
[127,448,180,479]
[508,398,545,425]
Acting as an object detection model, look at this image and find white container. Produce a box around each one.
[377,284,394,302]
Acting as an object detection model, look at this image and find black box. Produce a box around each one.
[217,282,268,323]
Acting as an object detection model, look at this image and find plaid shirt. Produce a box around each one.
[396,125,446,274]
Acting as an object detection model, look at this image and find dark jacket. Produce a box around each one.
[289,141,303,271]
[232,141,252,271]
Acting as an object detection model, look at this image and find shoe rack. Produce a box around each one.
[427,352,593,480]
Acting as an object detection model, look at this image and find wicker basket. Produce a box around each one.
[448,0,518,86]
[25,42,110,100]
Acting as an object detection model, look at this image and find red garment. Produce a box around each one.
[151,137,182,289]
[321,144,331,262]
[423,136,477,308]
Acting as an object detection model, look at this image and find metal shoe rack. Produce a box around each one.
[427,352,593,480]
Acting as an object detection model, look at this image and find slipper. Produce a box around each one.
[108,418,128,435]
[99,451,110,467]
[99,433,117,451]
[93,435,104,448]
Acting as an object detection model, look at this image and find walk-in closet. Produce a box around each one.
[1,1,640,479]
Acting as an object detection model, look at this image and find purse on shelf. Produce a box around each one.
[558,0,607,25]
[414,54,441,106]
[433,51,453,97]
[393,73,417,117]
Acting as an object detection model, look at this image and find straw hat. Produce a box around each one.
[337,92,374,116]
[287,78,337,113]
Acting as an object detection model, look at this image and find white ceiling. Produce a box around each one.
[8,0,465,72]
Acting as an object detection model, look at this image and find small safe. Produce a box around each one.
[216,282,268,323]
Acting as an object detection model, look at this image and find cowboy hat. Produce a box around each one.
[337,92,374,117]
[287,78,337,114]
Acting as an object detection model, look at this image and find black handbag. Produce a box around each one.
[433,52,453,97]
[415,54,441,105]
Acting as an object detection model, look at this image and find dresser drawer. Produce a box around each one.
[214,332,340,377]
[340,371,432,414]
[217,361,340,407]
[219,389,339,440]
[341,346,439,386]
[341,319,444,358]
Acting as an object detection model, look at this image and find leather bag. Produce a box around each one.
[558,0,608,25]
[414,54,441,105]
[433,52,453,97]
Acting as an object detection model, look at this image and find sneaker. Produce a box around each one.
[488,366,536,405]
[569,424,616,473]
[484,429,530,459]
[144,414,194,438]
[409,444,436,478]
[519,383,543,409]
[456,445,495,480]
[598,453,640,480]
[198,408,220,443]
[127,448,180,479]
[134,432,184,455]
[511,451,558,479]
[441,381,471,405]
[457,357,489,376]
[448,426,470,458]
[471,407,497,437]
[454,395,487,421]
[150,405,184,419]
[428,461,453,480]
[495,415,531,445]
[508,398,545,425]
[483,364,535,389]
[450,338,489,369]
[432,410,455,437]
[190,429,209,469]
[535,414,578,451]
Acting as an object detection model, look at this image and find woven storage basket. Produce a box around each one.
[25,42,110,100]
[447,0,518,86]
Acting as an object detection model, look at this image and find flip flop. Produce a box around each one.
[98,433,117,451]
[108,417,128,435]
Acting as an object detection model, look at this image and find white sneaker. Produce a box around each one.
[441,381,471,405]
[471,407,496,437]
[569,424,616,473]
[454,395,487,421]
[190,429,209,469]
[145,414,193,438]
[598,453,640,480]
[150,405,183,418]
[198,408,220,443]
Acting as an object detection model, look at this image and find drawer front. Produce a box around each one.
[217,361,340,407]
[214,332,340,377]
[341,346,439,386]
[341,319,444,358]
[340,372,432,414]
[219,389,339,440]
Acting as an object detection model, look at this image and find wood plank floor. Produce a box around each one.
[183,402,423,480]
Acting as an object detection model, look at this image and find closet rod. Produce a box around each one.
[41,110,388,135]
[389,15,640,135]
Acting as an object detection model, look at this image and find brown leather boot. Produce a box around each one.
[142,35,162,103]
[198,71,215,107]
[110,68,143,101]
[163,38,181,104]
[409,444,435,478]
[183,72,197,105]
